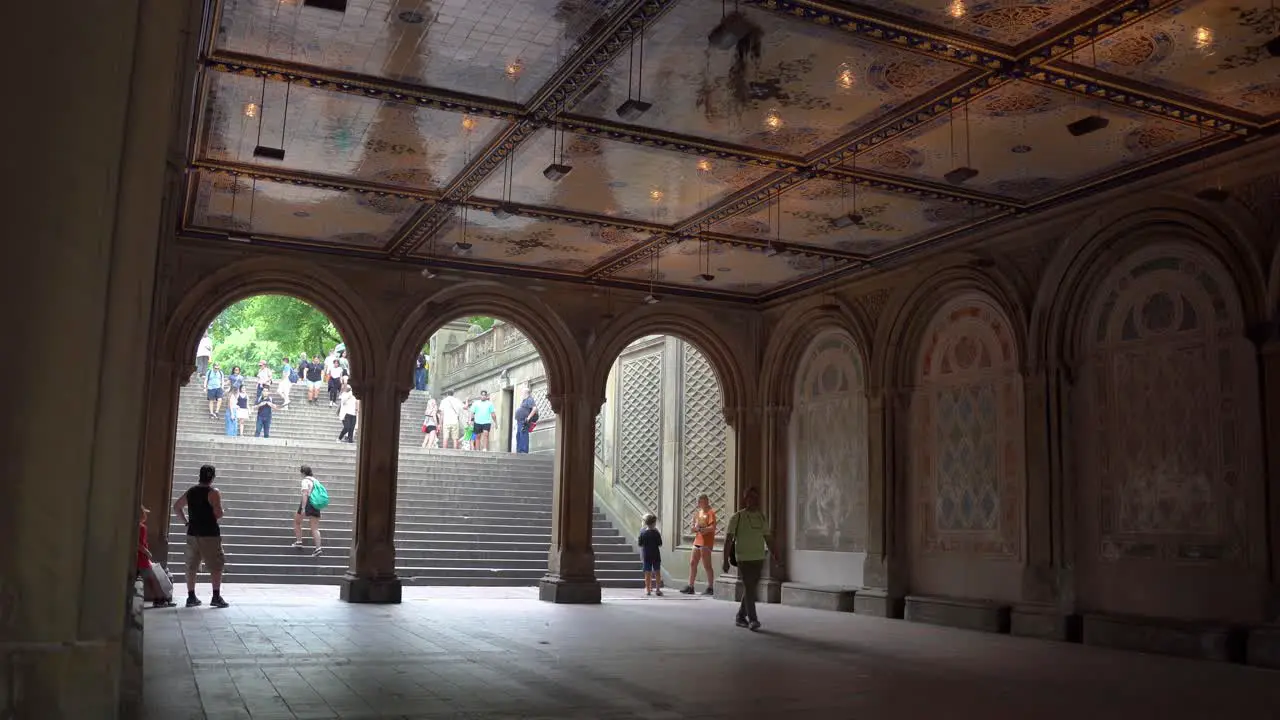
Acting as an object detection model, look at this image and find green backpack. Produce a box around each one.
[308,478,330,510]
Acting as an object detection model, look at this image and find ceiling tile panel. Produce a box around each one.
[712,181,996,257]
[614,241,822,295]
[571,2,971,155]
[215,0,627,102]
[1083,0,1280,119]
[189,171,422,247]
[418,213,647,274]
[203,71,505,190]
[854,80,1207,201]
[473,130,775,222]
[868,0,1107,47]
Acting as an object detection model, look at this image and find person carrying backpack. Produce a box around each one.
[292,465,329,556]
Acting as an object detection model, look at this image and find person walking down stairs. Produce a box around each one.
[292,466,326,557]
[254,382,279,438]
[337,385,359,443]
[172,464,229,608]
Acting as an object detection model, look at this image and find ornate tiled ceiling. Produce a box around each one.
[181,0,1279,301]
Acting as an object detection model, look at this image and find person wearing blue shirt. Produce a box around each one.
[514,386,538,454]
[204,363,225,419]
[471,390,496,452]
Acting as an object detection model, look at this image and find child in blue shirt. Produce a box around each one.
[638,513,663,596]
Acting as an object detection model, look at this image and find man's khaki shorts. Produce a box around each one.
[186,536,226,576]
[444,423,460,442]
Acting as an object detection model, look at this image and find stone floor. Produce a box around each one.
[144,585,1280,720]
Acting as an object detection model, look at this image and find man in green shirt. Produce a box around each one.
[723,486,781,631]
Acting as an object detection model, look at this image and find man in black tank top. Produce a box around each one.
[172,464,229,608]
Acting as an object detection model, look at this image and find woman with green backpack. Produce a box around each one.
[293,465,329,557]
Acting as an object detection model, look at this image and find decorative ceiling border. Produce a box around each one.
[192,159,442,201]
[448,198,672,236]
[818,167,1021,207]
[743,0,1013,70]
[203,53,523,120]
[551,114,801,168]
[1020,0,1183,65]
[1017,68,1254,134]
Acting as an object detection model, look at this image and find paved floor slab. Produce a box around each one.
[144,585,1280,719]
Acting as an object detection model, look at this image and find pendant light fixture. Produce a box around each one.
[642,245,661,304]
[708,0,756,50]
[764,187,785,256]
[944,102,979,184]
[831,161,864,228]
[252,77,290,161]
[617,17,653,120]
[454,204,474,256]
[695,239,715,283]
[493,154,518,219]
[1193,125,1231,202]
[542,121,573,181]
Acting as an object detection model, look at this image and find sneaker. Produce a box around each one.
[646,590,652,596]
[210,596,229,609]
[749,620,761,631]
[655,589,663,596]
[152,600,176,608]
[185,596,202,608]
[311,548,323,557]
[703,587,715,596]
[679,586,695,595]
[292,540,304,549]
[735,617,749,628]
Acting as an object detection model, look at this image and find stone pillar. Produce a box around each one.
[540,392,603,603]
[1021,369,1057,602]
[1256,338,1280,616]
[1,1,197,717]
[859,389,907,617]
[340,376,406,603]
[139,359,188,565]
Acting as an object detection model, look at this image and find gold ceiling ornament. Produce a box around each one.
[461,116,477,132]
[1102,35,1158,67]
[1192,26,1216,56]
[697,158,713,173]
[837,62,856,90]
[970,5,1053,30]
[947,0,967,19]
[764,109,783,131]
[243,102,259,118]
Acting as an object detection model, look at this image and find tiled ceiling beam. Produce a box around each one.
[817,167,1022,208]
[454,198,671,235]
[742,0,1013,70]
[203,52,523,119]
[191,159,440,201]
[551,114,802,169]
[1018,0,1183,65]
[386,0,684,258]
[696,231,866,261]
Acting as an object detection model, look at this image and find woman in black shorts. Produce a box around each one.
[292,465,323,556]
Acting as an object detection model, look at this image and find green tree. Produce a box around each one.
[208,295,343,366]
[468,316,495,331]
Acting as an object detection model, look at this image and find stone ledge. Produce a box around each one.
[780,583,857,613]
[1011,604,1082,642]
[905,595,1011,633]
[854,588,904,618]
[1247,625,1280,669]
[538,575,601,604]
[1082,614,1245,663]
[712,575,782,603]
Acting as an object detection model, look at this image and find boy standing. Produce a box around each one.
[638,513,663,596]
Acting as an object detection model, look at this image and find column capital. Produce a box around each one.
[348,373,414,403]
[546,392,604,417]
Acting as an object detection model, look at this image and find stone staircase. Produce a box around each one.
[168,378,642,587]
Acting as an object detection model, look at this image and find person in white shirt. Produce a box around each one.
[292,466,323,557]
[337,386,359,443]
[196,334,213,379]
[439,390,465,449]
[327,358,345,406]
[256,359,273,387]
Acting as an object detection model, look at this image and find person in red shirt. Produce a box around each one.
[138,506,176,608]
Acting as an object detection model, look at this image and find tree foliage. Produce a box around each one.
[208,295,342,373]
[468,316,495,331]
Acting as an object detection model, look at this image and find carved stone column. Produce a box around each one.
[139,358,189,564]
[540,392,603,603]
[1021,369,1057,602]
[859,388,907,617]
[339,375,406,603]
[1256,337,1280,616]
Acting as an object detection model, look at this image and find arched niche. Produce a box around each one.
[905,292,1027,602]
[1068,243,1268,622]
[786,329,870,587]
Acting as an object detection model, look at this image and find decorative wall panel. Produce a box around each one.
[529,379,556,427]
[616,352,663,513]
[677,343,729,541]
[594,410,605,462]
[1079,248,1256,567]
[909,297,1025,559]
[791,331,868,552]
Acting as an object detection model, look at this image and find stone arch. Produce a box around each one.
[1032,201,1267,372]
[1056,239,1268,622]
[390,281,583,406]
[162,256,380,388]
[873,259,1029,395]
[901,289,1027,601]
[586,305,749,420]
[759,294,871,411]
[786,326,872,586]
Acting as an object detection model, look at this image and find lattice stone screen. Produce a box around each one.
[529,379,556,427]
[616,351,663,513]
[678,344,728,541]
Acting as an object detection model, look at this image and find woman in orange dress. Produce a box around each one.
[680,494,717,595]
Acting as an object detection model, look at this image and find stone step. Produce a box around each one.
[173,453,554,474]
[168,515,619,534]
[172,562,643,579]
[178,549,641,570]
[168,533,628,552]
[185,543,634,562]
[205,499,591,520]
[174,525,630,544]
[174,436,554,464]
[176,571,644,588]
[170,468,555,491]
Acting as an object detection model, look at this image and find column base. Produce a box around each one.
[339,575,402,604]
[712,575,782,603]
[538,574,601,604]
